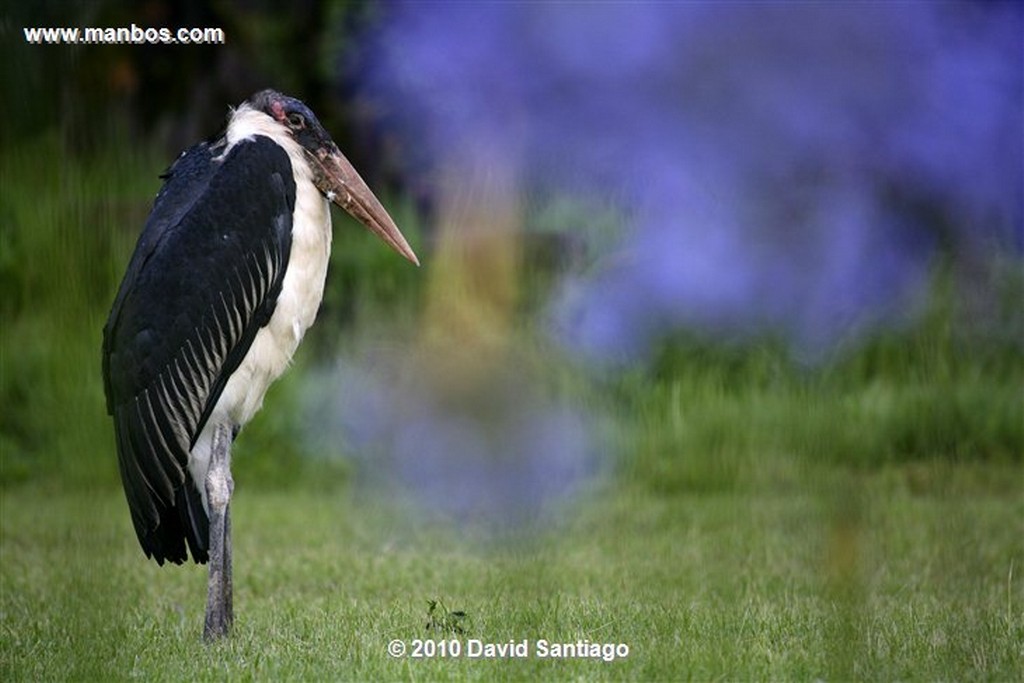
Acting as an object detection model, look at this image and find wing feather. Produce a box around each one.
[103,135,297,565]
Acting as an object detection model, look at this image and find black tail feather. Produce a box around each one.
[137,478,209,565]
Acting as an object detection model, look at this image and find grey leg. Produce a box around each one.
[204,422,234,641]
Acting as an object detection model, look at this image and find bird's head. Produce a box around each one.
[249,89,419,266]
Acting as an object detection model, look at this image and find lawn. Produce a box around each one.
[2,458,1021,680]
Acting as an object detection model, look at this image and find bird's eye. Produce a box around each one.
[287,113,305,129]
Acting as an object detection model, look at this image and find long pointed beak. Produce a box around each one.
[312,146,420,266]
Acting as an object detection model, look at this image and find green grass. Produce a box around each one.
[2,132,1023,680]
[2,463,1021,680]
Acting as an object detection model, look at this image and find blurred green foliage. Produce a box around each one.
[1,131,158,486]
[2,130,1021,496]
[629,264,1024,494]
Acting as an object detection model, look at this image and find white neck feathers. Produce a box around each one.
[224,104,313,186]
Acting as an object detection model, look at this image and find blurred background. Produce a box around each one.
[2,0,1021,519]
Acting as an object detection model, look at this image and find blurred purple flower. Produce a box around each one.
[359,1,1023,361]
[305,352,604,528]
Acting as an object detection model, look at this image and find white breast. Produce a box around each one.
[216,186,332,427]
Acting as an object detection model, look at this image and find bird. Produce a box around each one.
[101,89,419,641]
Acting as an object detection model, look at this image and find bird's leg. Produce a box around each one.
[203,422,234,641]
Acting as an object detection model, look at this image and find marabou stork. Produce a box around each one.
[102,90,418,640]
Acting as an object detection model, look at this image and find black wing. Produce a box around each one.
[103,135,296,565]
